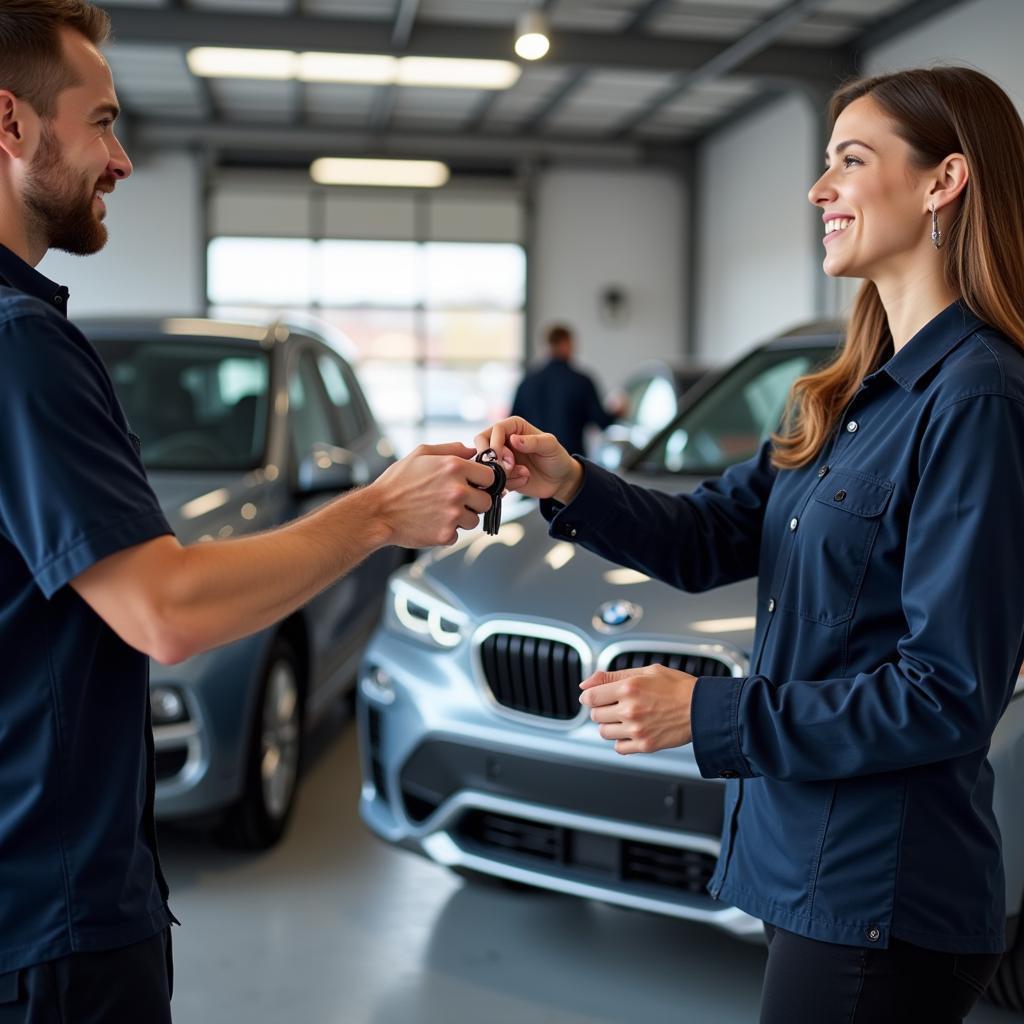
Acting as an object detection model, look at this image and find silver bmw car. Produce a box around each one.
[356,323,1024,1008]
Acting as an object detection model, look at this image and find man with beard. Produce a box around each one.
[0,4,495,1021]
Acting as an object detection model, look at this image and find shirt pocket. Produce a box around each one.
[783,469,894,627]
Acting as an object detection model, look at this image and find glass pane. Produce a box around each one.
[641,347,836,475]
[318,354,365,443]
[289,351,339,457]
[91,337,270,471]
[208,238,315,306]
[424,310,523,363]
[318,240,422,307]
[316,308,417,362]
[423,361,521,428]
[423,243,525,309]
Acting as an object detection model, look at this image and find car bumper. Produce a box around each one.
[356,628,763,941]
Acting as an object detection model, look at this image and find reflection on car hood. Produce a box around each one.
[417,474,758,657]
[148,471,257,542]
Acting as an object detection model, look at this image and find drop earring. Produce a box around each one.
[930,204,943,249]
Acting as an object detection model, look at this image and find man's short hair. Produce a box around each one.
[0,0,110,119]
[546,324,574,349]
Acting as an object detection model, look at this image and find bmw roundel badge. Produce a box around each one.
[594,600,642,633]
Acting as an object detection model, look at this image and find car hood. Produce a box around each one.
[148,471,259,543]
[415,472,757,660]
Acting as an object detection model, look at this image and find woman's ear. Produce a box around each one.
[927,153,969,213]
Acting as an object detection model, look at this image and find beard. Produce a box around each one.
[24,126,110,256]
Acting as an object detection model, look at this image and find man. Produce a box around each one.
[0,4,495,1020]
[510,323,622,458]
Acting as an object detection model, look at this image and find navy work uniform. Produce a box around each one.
[0,244,176,1021]
[512,357,615,458]
[544,301,1024,960]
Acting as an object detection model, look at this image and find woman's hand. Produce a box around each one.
[474,416,583,503]
[579,665,698,755]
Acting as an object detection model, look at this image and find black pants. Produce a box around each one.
[0,928,172,1024]
[760,923,1001,1024]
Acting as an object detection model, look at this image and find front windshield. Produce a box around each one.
[636,345,836,476]
[92,337,271,471]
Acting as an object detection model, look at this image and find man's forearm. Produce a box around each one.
[161,487,390,658]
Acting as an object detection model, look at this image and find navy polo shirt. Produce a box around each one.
[0,245,174,973]
[546,300,1024,953]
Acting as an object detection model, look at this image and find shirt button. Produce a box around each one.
[817,465,829,479]
[865,926,881,942]
[846,420,859,433]
[767,598,776,613]
[567,526,578,538]
[789,517,799,532]
[720,770,737,779]
[834,490,847,502]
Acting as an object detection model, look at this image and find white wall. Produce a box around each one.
[39,150,203,318]
[530,167,686,392]
[693,91,819,365]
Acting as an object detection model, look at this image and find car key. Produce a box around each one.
[475,448,507,535]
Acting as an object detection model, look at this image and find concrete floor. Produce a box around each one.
[160,709,1022,1024]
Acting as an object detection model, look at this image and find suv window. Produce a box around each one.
[289,350,339,459]
[317,353,368,444]
[637,345,836,476]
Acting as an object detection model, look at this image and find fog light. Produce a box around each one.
[364,666,396,705]
[151,686,189,725]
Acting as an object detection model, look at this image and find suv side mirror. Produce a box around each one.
[296,444,369,495]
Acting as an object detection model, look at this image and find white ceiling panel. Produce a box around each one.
[100,0,169,7]
[482,67,575,122]
[550,0,642,32]
[300,0,393,17]
[304,83,378,119]
[648,9,759,40]
[820,0,907,16]
[557,71,673,115]
[106,45,204,107]
[417,0,533,26]
[188,0,294,11]
[210,78,296,120]
[395,86,483,117]
[779,16,861,45]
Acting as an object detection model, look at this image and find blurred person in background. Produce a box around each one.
[511,322,625,458]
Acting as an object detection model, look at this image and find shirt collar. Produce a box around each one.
[879,299,986,392]
[0,243,70,317]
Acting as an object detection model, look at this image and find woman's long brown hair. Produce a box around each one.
[772,67,1024,470]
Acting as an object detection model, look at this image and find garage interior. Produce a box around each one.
[34,0,1024,1021]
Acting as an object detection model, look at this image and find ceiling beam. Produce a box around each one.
[608,0,850,137]
[133,116,651,167]
[107,7,847,82]
[391,0,421,50]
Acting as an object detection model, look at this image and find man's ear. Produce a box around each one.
[927,153,969,214]
[0,91,36,162]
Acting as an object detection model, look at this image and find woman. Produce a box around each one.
[478,67,1024,1023]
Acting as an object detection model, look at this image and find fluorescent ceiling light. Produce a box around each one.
[187,47,296,80]
[397,57,520,89]
[297,52,397,85]
[310,158,450,188]
[187,47,519,90]
[514,11,551,61]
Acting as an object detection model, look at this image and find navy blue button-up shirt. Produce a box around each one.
[546,300,1024,953]
[0,245,174,973]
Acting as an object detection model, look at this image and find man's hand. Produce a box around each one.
[367,442,496,548]
[579,665,698,755]
[474,416,583,503]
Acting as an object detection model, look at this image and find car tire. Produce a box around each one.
[986,915,1024,1010]
[217,637,305,850]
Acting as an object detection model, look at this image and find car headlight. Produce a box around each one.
[388,577,468,649]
